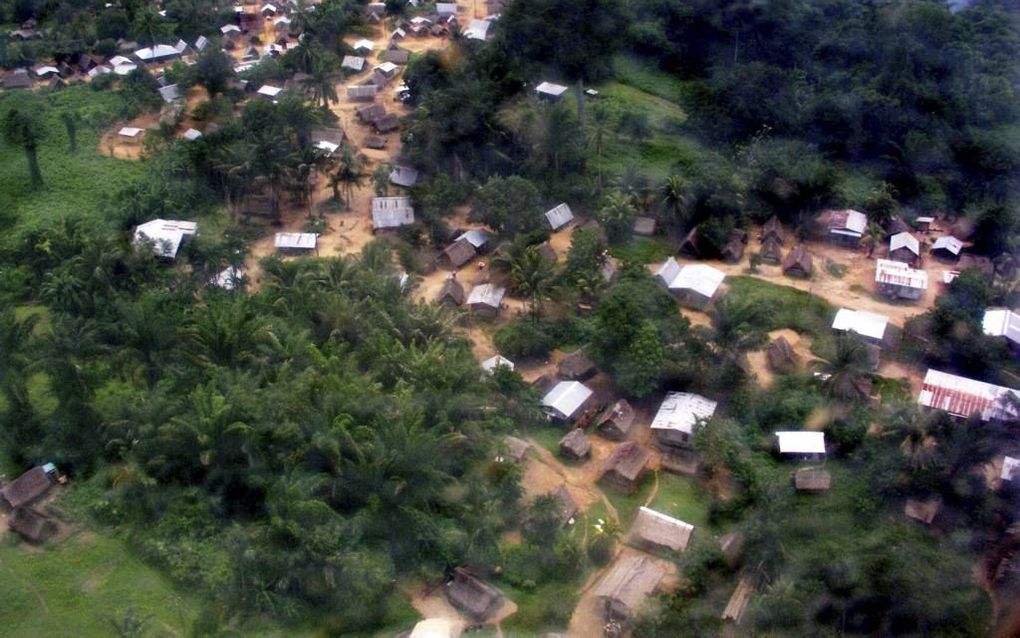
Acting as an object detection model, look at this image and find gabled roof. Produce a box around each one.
[443,238,476,268]
[134,219,197,259]
[118,126,144,137]
[630,506,694,553]
[597,399,636,435]
[467,283,506,309]
[775,431,826,455]
[346,84,377,98]
[656,258,725,299]
[918,369,1020,421]
[375,61,398,75]
[457,229,493,249]
[465,19,491,39]
[875,259,928,290]
[1,466,55,509]
[389,165,419,187]
[889,231,919,255]
[650,392,717,436]
[437,276,466,305]
[212,266,243,290]
[371,196,415,229]
[982,308,1020,345]
[353,38,375,51]
[481,355,514,374]
[158,83,180,103]
[182,128,203,140]
[932,236,963,255]
[826,209,867,236]
[542,380,594,419]
[135,44,182,61]
[274,232,317,250]
[436,2,459,15]
[545,203,574,230]
[831,308,889,341]
[257,84,284,98]
[1002,456,1019,481]
[535,81,568,97]
[794,468,831,491]
[592,554,665,616]
[560,428,591,458]
[601,442,650,482]
[341,55,365,71]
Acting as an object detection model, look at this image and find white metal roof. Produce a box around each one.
[195,35,208,51]
[932,236,963,255]
[221,24,242,34]
[542,380,594,419]
[545,202,574,230]
[33,65,59,76]
[832,308,889,341]
[1003,456,1019,481]
[535,81,568,97]
[88,65,112,77]
[257,84,283,97]
[889,232,919,255]
[109,55,133,67]
[916,216,935,223]
[113,62,138,76]
[983,309,1020,344]
[465,19,491,40]
[372,197,415,229]
[650,392,717,435]
[118,127,144,137]
[375,61,398,74]
[314,140,339,155]
[467,283,506,308]
[341,55,365,71]
[942,270,959,284]
[389,165,419,187]
[776,431,826,455]
[410,618,455,638]
[212,266,243,290]
[410,16,432,24]
[657,259,725,299]
[436,2,458,15]
[134,219,197,259]
[457,229,493,248]
[353,39,375,51]
[829,209,867,235]
[919,369,1020,421]
[274,16,292,25]
[875,259,928,290]
[481,355,514,374]
[135,44,180,61]
[182,128,203,140]
[158,84,180,102]
[274,232,317,250]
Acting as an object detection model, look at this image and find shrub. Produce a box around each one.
[494,319,554,359]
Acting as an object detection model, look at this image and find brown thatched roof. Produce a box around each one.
[629,506,694,554]
[531,374,557,396]
[766,336,799,373]
[593,554,665,621]
[559,428,592,459]
[503,436,531,463]
[794,468,831,492]
[719,532,745,568]
[761,215,783,243]
[1,466,54,509]
[374,113,400,133]
[596,399,635,440]
[679,227,702,259]
[721,575,754,624]
[558,350,596,380]
[436,277,465,305]
[381,48,410,64]
[550,485,578,525]
[782,245,813,276]
[8,506,56,543]
[363,134,387,149]
[444,567,504,621]
[721,237,745,263]
[356,103,385,123]
[886,217,911,236]
[443,238,476,268]
[905,497,941,525]
[601,442,650,483]
[760,235,782,263]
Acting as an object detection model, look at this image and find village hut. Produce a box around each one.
[542,381,595,422]
[467,284,505,318]
[782,245,813,277]
[904,497,941,525]
[775,431,827,461]
[444,568,504,621]
[599,442,650,493]
[558,350,597,381]
[1,465,56,510]
[721,575,755,625]
[8,507,57,543]
[888,231,920,266]
[436,276,466,306]
[559,428,592,461]
[442,238,476,269]
[531,374,558,397]
[592,554,666,623]
[502,436,531,463]
[930,236,963,262]
[656,258,725,309]
[374,112,400,133]
[363,134,387,149]
[825,209,867,246]
[595,399,635,441]
[650,392,717,449]
[886,217,911,237]
[760,215,783,244]
[759,235,782,263]
[767,336,799,373]
[679,227,702,259]
[794,468,832,492]
[550,485,579,526]
[633,216,656,237]
[628,506,694,555]
[721,236,745,263]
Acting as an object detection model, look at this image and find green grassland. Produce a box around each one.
[725,276,836,338]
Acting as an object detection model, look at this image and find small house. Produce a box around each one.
[722,575,754,625]
[356,103,385,124]
[467,283,506,317]
[389,165,419,188]
[775,431,826,461]
[825,209,868,246]
[2,69,32,89]
[650,392,717,449]
[182,128,203,141]
[633,216,656,236]
[211,266,244,291]
[982,308,1020,353]
[760,235,783,263]
[134,43,183,64]
[481,355,514,375]
[678,227,702,259]
[599,442,650,493]
[535,81,568,101]
[442,238,477,268]
[1001,456,1018,482]
[931,236,963,261]
[904,497,941,525]
[374,113,400,133]
[886,217,911,237]
[346,84,377,102]
[550,485,579,526]
[256,84,284,100]
[916,216,935,232]
[353,39,374,54]
[444,567,504,621]
[782,245,813,277]
[794,468,831,492]
[381,48,411,65]
[558,350,596,381]
[311,127,345,156]
[1,464,57,510]
[341,55,365,73]
[8,507,57,543]
[592,554,666,623]
[363,134,387,149]
[274,233,317,255]
[559,428,592,460]
[767,336,799,373]
[502,436,531,463]
[436,276,466,306]
[545,203,574,231]
[118,126,145,141]
[464,19,491,40]
[655,258,725,309]
[875,258,928,301]
[134,219,197,260]
[720,236,745,263]
[374,61,399,78]
[889,232,920,266]
[831,308,889,347]
[917,369,1020,422]
[457,229,493,253]
[628,506,694,555]
[595,399,635,441]
[760,215,783,244]
[372,196,415,231]
[542,380,594,421]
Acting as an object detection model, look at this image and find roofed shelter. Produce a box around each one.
[904,497,941,525]
[134,219,196,260]
[825,209,867,246]
[983,308,1020,352]
[875,259,928,301]
[600,442,650,493]
[502,436,531,463]
[760,235,782,263]
[760,215,783,244]
[782,245,813,277]
[542,381,594,422]
[831,308,889,347]
[650,392,717,449]
[888,232,920,266]
[535,81,568,101]
[442,238,477,268]
[794,468,831,492]
[596,399,635,440]
[558,350,596,381]
[436,276,466,306]
[628,506,694,554]
[444,568,504,621]
[931,236,963,261]
[592,554,666,623]
[767,336,799,373]
[775,431,826,460]
[274,233,317,254]
[545,203,574,231]
[550,485,579,526]
[655,258,725,309]
[918,369,1020,422]
[8,506,58,543]
[467,283,506,317]
[372,196,415,231]
[1,464,57,510]
[559,428,592,460]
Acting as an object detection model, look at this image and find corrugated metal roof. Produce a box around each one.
[983,308,1020,344]
[776,431,826,455]
[465,19,491,40]
[932,236,963,255]
[1002,456,1019,481]
[341,56,365,71]
[481,355,514,374]
[257,84,283,97]
[832,308,889,341]
[274,232,317,249]
[535,81,568,96]
[658,261,725,299]
[372,196,415,229]
[134,219,197,259]
[467,283,506,308]
[889,231,919,255]
[918,369,1020,421]
[542,380,593,419]
[827,209,867,235]
[875,259,928,290]
[545,203,574,230]
[389,165,419,187]
[650,392,717,435]
[457,229,493,248]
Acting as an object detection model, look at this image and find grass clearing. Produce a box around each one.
[612,55,691,106]
[647,472,711,530]
[725,276,835,337]
[609,236,674,264]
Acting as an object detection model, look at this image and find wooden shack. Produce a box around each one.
[8,506,57,543]
[550,485,579,526]
[559,428,592,460]
[502,436,531,463]
[766,336,799,374]
[558,350,597,381]
[436,276,465,306]
[1,465,56,510]
[444,568,504,621]
[595,399,635,441]
[760,215,783,244]
[599,442,650,494]
[782,245,813,277]
[760,235,782,263]
[628,506,694,555]
[592,554,666,623]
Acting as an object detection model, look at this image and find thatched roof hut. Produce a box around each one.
[558,350,596,381]
[1,465,55,510]
[721,575,754,624]
[444,567,504,621]
[600,442,650,494]
[442,238,476,268]
[794,468,831,492]
[679,227,702,259]
[593,554,666,623]
[595,399,635,441]
[721,237,745,263]
[559,428,592,460]
[760,215,783,244]
[766,336,799,374]
[628,506,694,554]
[8,507,57,543]
[760,235,782,263]
[436,276,466,306]
[503,436,531,463]
[782,245,813,277]
[550,484,578,526]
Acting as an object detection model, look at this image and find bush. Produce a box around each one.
[494,319,554,359]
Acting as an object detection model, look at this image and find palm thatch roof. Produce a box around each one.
[436,277,466,305]
[794,468,831,492]
[559,428,592,460]
[596,399,636,440]
[444,568,504,621]
[767,336,799,373]
[558,350,596,380]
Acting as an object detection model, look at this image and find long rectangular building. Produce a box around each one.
[918,369,1020,421]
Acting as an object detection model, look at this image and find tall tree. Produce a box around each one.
[3,106,45,188]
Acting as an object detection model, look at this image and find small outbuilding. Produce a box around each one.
[389,165,419,188]
[721,575,754,625]
[760,216,783,244]
[467,283,506,317]
[595,399,636,441]
[442,238,477,268]
[372,196,415,231]
[559,428,592,460]
[1,464,57,510]
[134,219,197,260]
[794,468,831,492]
[341,55,366,72]
[1000,456,1018,482]
[888,232,920,266]
[481,355,514,375]
[444,568,504,621]
[775,431,826,461]
[545,203,575,231]
[558,350,597,381]
[930,236,963,261]
[436,276,466,306]
[274,233,317,255]
[782,245,813,277]
[8,506,57,543]
[831,308,889,347]
[656,258,725,309]
[767,336,799,374]
[535,81,569,101]
[628,506,694,555]
[825,209,868,246]
[542,381,595,422]
[600,442,650,494]
[759,235,782,263]
[592,554,666,623]
[550,485,579,526]
[502,436,531,463]
[650,392,717,449]
[633,216,656,236]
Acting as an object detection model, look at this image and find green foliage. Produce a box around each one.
[724,276,834,337]
[471,175,544,236]
[494,318,554,359]
[596,190,636,244]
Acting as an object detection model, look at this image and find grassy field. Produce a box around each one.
[609,235,675,264]
[725,276,836,337]
[0,530,198,637]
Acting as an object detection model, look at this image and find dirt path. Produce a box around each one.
[524,435,620,524]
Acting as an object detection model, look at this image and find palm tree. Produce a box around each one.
[585,102,615,189]
[493,243,555,319]
[213,141,256,220]
[3,106,45,188]
[812,333,872,403]
[702,296,767,366]
[330,145,366,210]
[305,53,339,108]
[660,175,691,235]
[883,402,935,471]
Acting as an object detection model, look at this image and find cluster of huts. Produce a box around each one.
[1,464,63,544]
